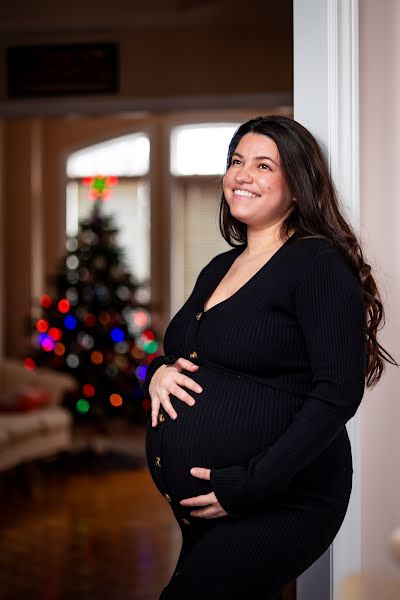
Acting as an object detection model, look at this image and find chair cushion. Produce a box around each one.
[0,386,50,412]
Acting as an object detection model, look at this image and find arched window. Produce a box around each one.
[66,133,150,284]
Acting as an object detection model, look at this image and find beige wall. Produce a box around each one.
[359,0,400,578]
[0,2,292,102]
[0,28,292,100]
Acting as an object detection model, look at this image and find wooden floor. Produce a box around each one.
[0,426,296,600]
[0,430,180,600]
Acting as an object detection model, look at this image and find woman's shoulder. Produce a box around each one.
[292,232,336,253]
[290,233,348,265]
[289,233,360,290]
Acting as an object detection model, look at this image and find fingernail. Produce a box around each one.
[189,401,195,406]
[197,388,202,392]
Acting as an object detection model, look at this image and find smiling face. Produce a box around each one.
[223,132,294,230]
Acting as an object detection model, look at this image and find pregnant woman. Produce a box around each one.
[144,116,396,599]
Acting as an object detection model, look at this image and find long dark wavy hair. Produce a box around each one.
[219,115,397,387]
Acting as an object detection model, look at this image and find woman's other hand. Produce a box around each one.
[180,468,228,519]
[149,357,202,427]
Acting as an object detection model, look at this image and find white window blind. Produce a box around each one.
[182,181,231,300]
[66,180,150,283]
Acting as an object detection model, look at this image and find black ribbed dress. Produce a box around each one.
[144,233,366,600]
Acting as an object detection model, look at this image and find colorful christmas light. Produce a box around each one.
[110,327,124,343]
[58,299,70,314]
[48,327,63,341]
[40,295,52,309]
[83,384,95,397]
[66,354,79,368]
[143,340,158,354]
[36,319,49,333]
[76,399,90,414]
[110,393,123,407]
[84,313,96,327]
[91,351,103,365]
[54,342,65,356]
[132,309,150,328]
[64,315,78,330]
[24,357,36,370]
[82,175,119,201]
[41,336,55,352]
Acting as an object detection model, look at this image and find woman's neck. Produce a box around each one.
[244,223,294,259]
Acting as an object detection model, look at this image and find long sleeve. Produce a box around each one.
[210,249,366,517]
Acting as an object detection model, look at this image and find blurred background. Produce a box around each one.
[1,1,400,600]
[0,2,294,599]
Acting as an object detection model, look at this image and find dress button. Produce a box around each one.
[164,493,172,503]
[195,312,202,320]
[158,413,165,424]
[155,456,161,468]
[189,351,198,359]
[181,518,190,526]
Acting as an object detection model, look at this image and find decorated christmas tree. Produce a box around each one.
[25,177,159,424]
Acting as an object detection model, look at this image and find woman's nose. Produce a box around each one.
[234,166,253,183]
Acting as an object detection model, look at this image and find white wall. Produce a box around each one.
[359,0,400,578]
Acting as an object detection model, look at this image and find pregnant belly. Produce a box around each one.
[146,366,303,502]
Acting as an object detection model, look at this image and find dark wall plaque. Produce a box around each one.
[7,43,119,98]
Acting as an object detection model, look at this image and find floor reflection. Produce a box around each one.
[0,436,180,600]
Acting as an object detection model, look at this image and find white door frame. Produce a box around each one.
[294,1,360,598]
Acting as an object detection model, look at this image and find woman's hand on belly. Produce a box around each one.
[180,467,228,519]
[149,357,203,427]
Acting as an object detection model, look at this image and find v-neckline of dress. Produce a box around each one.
[202,231,298,315]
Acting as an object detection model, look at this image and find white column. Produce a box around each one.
[294,1,360,598]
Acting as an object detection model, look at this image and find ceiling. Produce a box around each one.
[0,0,293,34]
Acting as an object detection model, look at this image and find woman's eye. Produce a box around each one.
[259,163,271,170]
[231,159,242,165]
